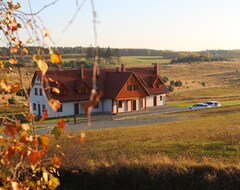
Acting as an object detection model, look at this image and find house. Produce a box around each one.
[29,64,169,118]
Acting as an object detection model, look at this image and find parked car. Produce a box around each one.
[188,103,211,110]
[203,101,221,108]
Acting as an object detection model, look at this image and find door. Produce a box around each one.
[74,103,79,115]
[38,104,41,116]
[133,100,137,111]
[153,96,157,106]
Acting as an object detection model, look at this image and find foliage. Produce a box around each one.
[8,96,16,104]
[174,80,183,87]
[16,88,26,96]
[168,85,174,92]
[170,80,175,86]
[162,76,169,83]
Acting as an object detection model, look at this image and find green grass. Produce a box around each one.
[120,56,171,66]
[48,105,240,171]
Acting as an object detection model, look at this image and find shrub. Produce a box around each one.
[162,76,169,83]
[174,80,183,87]
[8,96,17,104]
[170,80,175,86]
[202,82,206,87]
[168,85,174,92]
[16,88,26,96]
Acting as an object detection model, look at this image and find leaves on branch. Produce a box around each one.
[39,110,48,122]
[33,54,48,75]
[9,58,18,64]
[38,135,50,150]
[57,119,65,131]
[48,99,61,112]
[4,124,18,138]
[51,127,62,139]
[27,150,42,165]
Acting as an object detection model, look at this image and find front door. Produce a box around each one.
[74,103,79,115]
[153,96,157,106]
[133,100,137,111]
[38,104,41,116]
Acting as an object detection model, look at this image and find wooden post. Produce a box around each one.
[116,99,119,114]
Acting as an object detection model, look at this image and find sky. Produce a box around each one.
[17,0,240,51]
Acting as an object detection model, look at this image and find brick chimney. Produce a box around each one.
[153,63,159,75]
[80,65,84,79]
[121,64,125,72]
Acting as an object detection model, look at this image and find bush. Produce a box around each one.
[162,76,169,83]
[168,85,174,92]
[202,82,206,87]
[170,80,175,86]
[16,88,26,96]
[8,96,17,104]
[174,80,183,87]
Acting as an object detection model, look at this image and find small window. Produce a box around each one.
[34,88,38,95]
[33,103,36,111]
[118,100,122,108]
[78,87,86,94]
[42,104,46,112]
[57,105,63,112]
[160,96,162,101]
[39,88,43,96]
[156,83,159,88]
[133,84,138,91]
[127,85,132,91]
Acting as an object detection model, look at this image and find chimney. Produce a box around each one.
[115,67,120,73]
[153,63,159,75]
[121,64,125,72]
[80,65,84,79]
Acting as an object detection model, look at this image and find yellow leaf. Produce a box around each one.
[9,58,18,64]
[22,47,29,55]
[48,99,61,112]
[0,60,4,69]
[52,87,60,94]
[50,53,62,64]
[33,54,48,75]
[39,110,48,122]
[43,28,50,37]
[26,38,32,44]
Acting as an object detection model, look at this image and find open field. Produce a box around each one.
[49,105,240,189]
[120,56,171,66]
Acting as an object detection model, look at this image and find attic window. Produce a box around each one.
[127,85,132,91]
[79,87,86,94]
[155,82,159,88]
[133,84,138,91]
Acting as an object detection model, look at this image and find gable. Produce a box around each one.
[75,81,90,95]
[116,73,149,99]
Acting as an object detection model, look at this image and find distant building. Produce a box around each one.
[29,64,169,118]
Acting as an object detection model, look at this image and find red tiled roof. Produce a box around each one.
[32,65,169,102]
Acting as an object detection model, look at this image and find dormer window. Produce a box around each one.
[133,84,138,91]
[127,85,132,91]
[80,87,86,94]
[155,82,159,88]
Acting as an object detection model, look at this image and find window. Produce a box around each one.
[155,82,159,88]
[57,105,63,112]
[78,87,86,94]
[33,103,36,111]
[39,88,43,96]
[42,104,46,112]
[34,88,38,95]
[118,100,122,108]
[133,84,138,91]
[127,85,132,91]
[160,96,163,101]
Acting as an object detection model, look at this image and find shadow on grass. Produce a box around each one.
[58,165,240,190]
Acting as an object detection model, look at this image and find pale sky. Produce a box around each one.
[18,0,240,51]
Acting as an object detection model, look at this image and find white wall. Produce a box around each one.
[146,96,154,107]
[102,99,112,113]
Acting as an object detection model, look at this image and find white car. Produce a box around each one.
[188,103,211,110]
[203,101,221,108]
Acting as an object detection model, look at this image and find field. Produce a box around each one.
[51,105,240,189]
[120,56,171,66]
